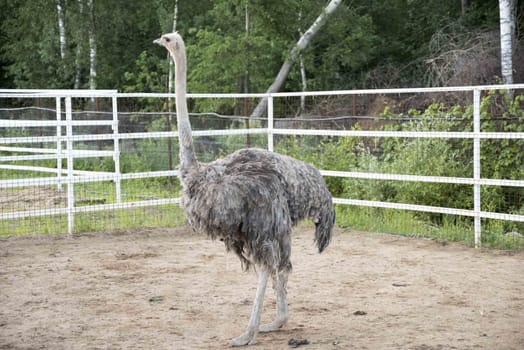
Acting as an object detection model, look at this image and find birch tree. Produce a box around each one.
[57,0,66,60]
[167,0,178,170]
[250,0,342,118]
[499,0,515,85]
[74,0,85,89]
[297,10,307,112]
[167,0,179,95]
[87,0,96,91]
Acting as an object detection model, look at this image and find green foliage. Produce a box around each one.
[381,112,473,212]
[272,94,523,248]
[120,137,179,173]
[185,0,291,97]
[298,8,381,90]
[123,51,166,93]
[1,1,65,88]
[0,0,514,91]
[187,29,249,96]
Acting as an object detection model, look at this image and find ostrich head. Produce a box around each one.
[153,32,185,56]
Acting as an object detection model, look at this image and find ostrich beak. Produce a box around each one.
[153,37,163,45]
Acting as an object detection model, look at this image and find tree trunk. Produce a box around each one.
[244,1,251,146]
[166,0,178,170]
[57,0,66,60]
[87,0,96,91]
[499,0,515,85]
[298,11,307,114]
[74,0,84,89]
[244,2,250,95]
[250,0,342,118]
[168,0,178,95]
[299,55,307,113]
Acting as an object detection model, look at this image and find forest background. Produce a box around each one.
[1,0,523,92]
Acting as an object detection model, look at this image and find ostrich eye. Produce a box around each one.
[164,37,170,43]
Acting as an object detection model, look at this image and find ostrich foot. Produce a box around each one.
[229,328,257,347]
[259,318,288,332]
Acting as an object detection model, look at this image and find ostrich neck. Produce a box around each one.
[171,45,197,170]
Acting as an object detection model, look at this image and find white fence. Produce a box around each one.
[1,86,524,248]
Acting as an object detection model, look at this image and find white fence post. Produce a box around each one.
[65,96,75,234]
[55,97,63,191]
[473,89,481,248]
[267,94,274,152]
[112,94,121,203]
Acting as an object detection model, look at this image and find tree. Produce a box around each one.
[185,0,289,112]
[1,0,516,91]
[166,0,179,170]
[90,0,162,89]
[1,1,67,88]
[499,0,516,85]
[87,0,97,91]
[250,0,342,118]
[56,0,67,61]
[73,0,85,89]
[168,0,178,96]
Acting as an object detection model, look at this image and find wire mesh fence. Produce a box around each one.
[1,86,523,249]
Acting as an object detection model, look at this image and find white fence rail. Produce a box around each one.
[1,85,524,248]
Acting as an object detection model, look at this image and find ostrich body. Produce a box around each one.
[154,32,335,346]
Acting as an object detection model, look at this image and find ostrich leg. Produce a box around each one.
[230,268,269,346]
[259,270,289,332]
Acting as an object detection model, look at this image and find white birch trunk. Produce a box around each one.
[251,0,342,118]
[168,0,179,94]
[244,1,249,94]
[299,55,307,113]
[166,0,179,170]
[499,0,514,85]
[298,11,307,113]
[57,0,66,60]
[88,0,96,91]
[74,0,84,89]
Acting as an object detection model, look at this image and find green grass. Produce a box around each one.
[481,219,524,250]
[73,178,181,205]
[0,214,68,236]
[74,205,186,232]
[336,205,473,243]
[336,205,436,238]
[1,180,522,251]
[0,205,186,237]
[1,143,522,249]
[0,176,184,237]
[336,205,524,250]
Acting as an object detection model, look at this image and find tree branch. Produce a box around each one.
[250,0,342,119]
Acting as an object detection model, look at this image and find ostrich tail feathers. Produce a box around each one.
[315,206,335,253]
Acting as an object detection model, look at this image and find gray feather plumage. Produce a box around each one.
[180,147,335,272]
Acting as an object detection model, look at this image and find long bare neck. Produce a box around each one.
[169,40,197,169]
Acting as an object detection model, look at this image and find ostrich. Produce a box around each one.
[154,32,335,346]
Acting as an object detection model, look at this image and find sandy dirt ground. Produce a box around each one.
[1,226,523,350]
